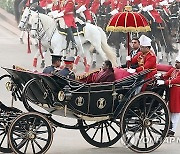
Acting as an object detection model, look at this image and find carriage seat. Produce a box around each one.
[157,64,173,72]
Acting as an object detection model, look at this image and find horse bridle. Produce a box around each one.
[19,8,32,30]
[31,14,46,39]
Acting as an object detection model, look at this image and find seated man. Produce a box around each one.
[94,60,115,83]
[82,60,115,83]
[58,56,75,80]
[43,54,62,74]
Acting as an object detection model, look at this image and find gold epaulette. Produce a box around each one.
[76,69,100,80]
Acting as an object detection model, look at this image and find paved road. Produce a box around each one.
[0,13,180,154]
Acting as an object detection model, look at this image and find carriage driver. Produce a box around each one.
[53,0,77,49]
[43,54,62,74]
[126,35,157,91]
[156,55,180,137]
[58,56,76,80]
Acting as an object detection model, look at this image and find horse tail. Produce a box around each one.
[97,27,117,67]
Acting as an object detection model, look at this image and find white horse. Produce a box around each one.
[19,7,117,72]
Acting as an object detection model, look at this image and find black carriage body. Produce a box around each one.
[3,67,150,117]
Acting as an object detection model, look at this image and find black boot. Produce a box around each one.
[66,27,77,49]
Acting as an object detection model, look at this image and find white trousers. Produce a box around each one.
[170,113,180,132]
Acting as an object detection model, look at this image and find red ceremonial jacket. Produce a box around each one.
[39,0,52,7]
[90,0,100,14]
[103,0,127,11]
[60,0,76,28]
[94,68,115,83]
[75,0,91,8]
[131,50,157,91]
[162,68,180,113]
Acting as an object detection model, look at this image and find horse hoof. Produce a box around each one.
[20,38,24,44]
[92,61,96,68]
[40,61,45,68]
[169,62,172,65]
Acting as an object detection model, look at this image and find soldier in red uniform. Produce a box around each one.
[140,0,163,23]
[103,0,128,15]
[90,0,100,14]
[54,0,77,48]
[157,55,180,136]
[127,35,157,91]
[75,0,92,22]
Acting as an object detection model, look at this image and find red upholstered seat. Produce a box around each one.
[157,64,173,72]
[114,67,131,81]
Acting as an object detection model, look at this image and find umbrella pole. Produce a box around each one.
[127,32,130,68]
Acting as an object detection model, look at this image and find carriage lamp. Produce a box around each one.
[63,85,72,117]
[64,85,72,101]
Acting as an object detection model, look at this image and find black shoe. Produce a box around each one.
[160,129,175,137]
[167,130,175,137]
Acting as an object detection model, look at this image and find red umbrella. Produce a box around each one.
[106,6,151,57]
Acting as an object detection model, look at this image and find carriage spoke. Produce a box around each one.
[146,98,155,117]
[149,104,162,119]
[134,128,143,147]
[0,132,7,146]
[17,138,28,149]
[34,139,43,150]
[100,123,104,143]
[23,140,29,154]
[36,130,48,135]
[143,128,148,149]
[36,136,48,142]
[31,140,36,154]
[129,109,142,120]
[147,127,155,143]
[106,121,119,135]
[149,126,162,135]
[104,123,111,142]
[92,123,100,140]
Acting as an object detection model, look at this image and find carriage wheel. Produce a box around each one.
[8,112,53,154]
[0,120,12,153]
[78,118,121,148]
[121,91,170,153]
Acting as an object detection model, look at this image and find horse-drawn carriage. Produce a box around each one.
[0,67,170,153]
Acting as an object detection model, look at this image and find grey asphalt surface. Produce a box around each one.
[0,8,180,154]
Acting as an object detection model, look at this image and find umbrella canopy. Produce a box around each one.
[106,6,151,33]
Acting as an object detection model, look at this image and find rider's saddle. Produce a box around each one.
[56,21,85,37]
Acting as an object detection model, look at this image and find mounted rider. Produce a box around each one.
[103,0,128,15]
[75,0,92,23]
[53,0,77,49]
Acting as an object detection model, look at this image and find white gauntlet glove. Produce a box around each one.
[54,11,64,18]
[76,5,86,13]
[126,56,131,61]
[127,68,136,74]
[154,73,162,79]
[157,80,165,85]
[110,9,118,15]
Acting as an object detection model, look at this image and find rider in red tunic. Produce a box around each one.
[103,0,128,14]
[75,0,92,22]
[54,0,77,48]
[90,0,100,14]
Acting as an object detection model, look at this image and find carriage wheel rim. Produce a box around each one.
[8,112,53,154]
[120,91,170,153]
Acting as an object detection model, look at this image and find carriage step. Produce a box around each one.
[53,102,63,107]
